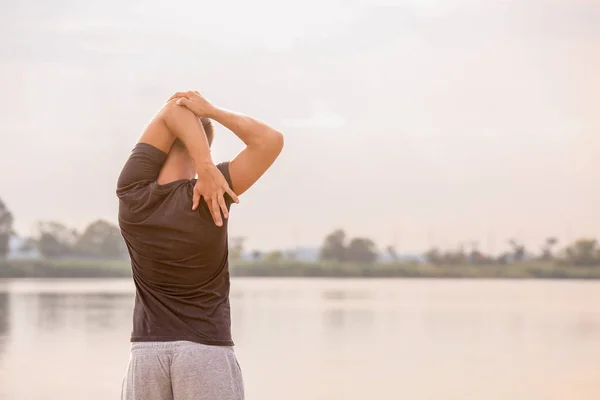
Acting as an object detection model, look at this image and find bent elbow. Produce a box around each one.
[259,129,283,155]
[271,130,284,153]
[161,99,196,125]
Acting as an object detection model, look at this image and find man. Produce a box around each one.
[116,90,284,400]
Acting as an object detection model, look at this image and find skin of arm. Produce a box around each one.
[209,107,284,196]
[138,100,213,169]
[173,92,284,196]
[137,99,238,225]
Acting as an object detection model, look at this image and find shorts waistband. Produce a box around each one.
[130,340,234,354]
[131,341,190,350]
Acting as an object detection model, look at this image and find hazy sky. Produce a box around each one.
[1,0,598,253]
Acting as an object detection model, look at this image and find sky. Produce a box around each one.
[0,0,598,254]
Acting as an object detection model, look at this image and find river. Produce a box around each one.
[0,278,599,399]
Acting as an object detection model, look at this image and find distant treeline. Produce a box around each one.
[0,197,127,259]
[421,237,600,267]
[234,229,600,267]
[2,258,600,280]
[1,197,599,271]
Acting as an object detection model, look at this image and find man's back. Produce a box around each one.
[117,142,235,345]
[119,91,283,400]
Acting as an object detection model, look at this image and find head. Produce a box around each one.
[158,117,214,183]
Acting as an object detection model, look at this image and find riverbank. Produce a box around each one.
[1,258,600,279]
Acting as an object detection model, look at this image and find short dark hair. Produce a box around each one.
[172,117,214,150]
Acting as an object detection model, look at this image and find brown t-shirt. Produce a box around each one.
[116,142,234,346]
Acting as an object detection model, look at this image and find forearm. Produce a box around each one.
[209,107,282,148]
[163,102,214,171]
[171,91,283,196]
[179,131,213,173]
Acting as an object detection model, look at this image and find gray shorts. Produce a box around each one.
[121,341,244,400]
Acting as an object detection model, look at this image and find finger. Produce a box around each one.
[192,190,200,211]
[225,186,240,204]
[218,193,228,219]
[176,97,190,108]
[211,196,223,226]
[194,91,200,95]
[168,92,190,102]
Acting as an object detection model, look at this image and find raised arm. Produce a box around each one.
[137,98,238,226]
[137,99,211,162]
[209,108,284,195]
[174,92,284,195]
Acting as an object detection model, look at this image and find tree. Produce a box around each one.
[36,221,78,258]
[508,239,526,262]
[346,238,378,263]
[264,250,284,263]
[386,245,399,262]
[541,237,558,261]
[320,229,347,262]
[38,233,66,258]
[424,247,442,265]
[251,250,263,261]
[563,239,600,266]
[18,237,37,253]
[468,241,485,263]
[0,198,14,258]
[441,247,468,265]
[73,220,126,259]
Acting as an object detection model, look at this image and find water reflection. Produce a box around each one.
[36,294,65,331]
[0,279,599,400]
[322,289,371,300]
[574,319,600,338]
[0,293,9,336]
[322,308,374,333]
[25,293,133,332]
[0,293,10,363]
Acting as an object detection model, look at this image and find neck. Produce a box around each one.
[157,149,195,184]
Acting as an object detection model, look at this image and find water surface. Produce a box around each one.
[0,278,599,399]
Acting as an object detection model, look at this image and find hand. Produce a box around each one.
[168,91,216,118]
[193,163,240,226]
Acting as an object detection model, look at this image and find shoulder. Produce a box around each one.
[132,142,168,159]
[116,143,169,196]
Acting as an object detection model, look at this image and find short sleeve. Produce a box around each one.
[216,161,235,208]
[117,143,168,197]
